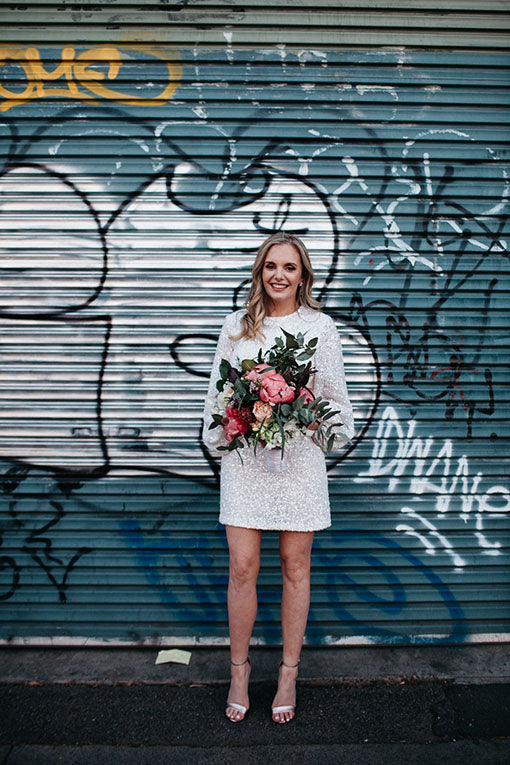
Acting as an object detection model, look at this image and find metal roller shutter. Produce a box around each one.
[0,1,509,645]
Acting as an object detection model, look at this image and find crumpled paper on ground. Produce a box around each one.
[155,649,192,665]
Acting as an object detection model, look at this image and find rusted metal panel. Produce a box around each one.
[0,5,509,645]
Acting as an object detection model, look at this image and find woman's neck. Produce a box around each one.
[267,301,299,318]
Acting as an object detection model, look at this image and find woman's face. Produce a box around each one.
[261,243,303,313]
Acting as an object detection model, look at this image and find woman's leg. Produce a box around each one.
[272,530,314,723]
[225,525,262,721]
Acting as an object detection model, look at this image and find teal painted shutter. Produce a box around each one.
[0,1,509,645]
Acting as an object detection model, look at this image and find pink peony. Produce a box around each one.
[243,363,274,383]
[298,387,314,404]
[221,405,249,442]
[259,372,295,405]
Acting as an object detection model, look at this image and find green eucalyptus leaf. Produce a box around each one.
[281,329,299,349]
[219,359,231,379]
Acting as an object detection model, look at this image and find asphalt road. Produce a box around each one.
[2,645,510,763]
[2,679,510,764]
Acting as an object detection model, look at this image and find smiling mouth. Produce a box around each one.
[270,283,288,289]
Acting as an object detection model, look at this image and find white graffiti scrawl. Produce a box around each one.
[355,406,509,570]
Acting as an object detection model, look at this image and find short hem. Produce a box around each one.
[219,520,331,532]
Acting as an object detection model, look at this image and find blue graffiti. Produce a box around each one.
[310,531,467,644]
[118,517,467,645]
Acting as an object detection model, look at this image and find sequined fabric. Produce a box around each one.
[202,308,355,531]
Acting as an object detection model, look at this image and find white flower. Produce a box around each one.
[216,383,234,413]
[283,420,306,443]
[272,432,283,446]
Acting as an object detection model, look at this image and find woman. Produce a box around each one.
[202,232,354,724]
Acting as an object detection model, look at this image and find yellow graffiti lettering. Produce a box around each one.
[0,47,36,105]
[0,45,182,112]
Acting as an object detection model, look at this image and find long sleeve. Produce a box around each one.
[312,315,355,450]
[202,311,237,456]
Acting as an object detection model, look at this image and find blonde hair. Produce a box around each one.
[234,232,321,340]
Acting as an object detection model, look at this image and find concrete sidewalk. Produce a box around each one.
[2,643,510,686]
[1,645,510,764]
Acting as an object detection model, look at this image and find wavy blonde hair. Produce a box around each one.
[233,232,321,340]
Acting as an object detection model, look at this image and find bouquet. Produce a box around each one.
[208,329,345,467]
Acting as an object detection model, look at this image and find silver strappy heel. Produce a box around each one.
[272,658,300,723]
[225,656,251,722]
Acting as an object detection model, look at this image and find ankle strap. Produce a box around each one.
[231,656,250,666]
[281,659,300,668]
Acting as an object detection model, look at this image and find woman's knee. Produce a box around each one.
[280,553,311,585]
[229,555,260,588]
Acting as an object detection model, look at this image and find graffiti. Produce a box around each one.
[119,517,229,635]
[356,406,508,569]
[312,531,467,644]
[0,46,182,112]
[119,518,467,645]
[0,45,509,643]
[0,469,92,603]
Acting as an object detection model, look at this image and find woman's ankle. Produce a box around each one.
[231,656,250,667]
[281,657,300,669]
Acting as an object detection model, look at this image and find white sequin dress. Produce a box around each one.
[202,307,355,531]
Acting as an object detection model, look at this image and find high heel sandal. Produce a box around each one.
[272,659,300,724]
[225,656,251,722]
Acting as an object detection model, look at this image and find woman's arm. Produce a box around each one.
[311,315,355,450]
[202,312,236,456]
